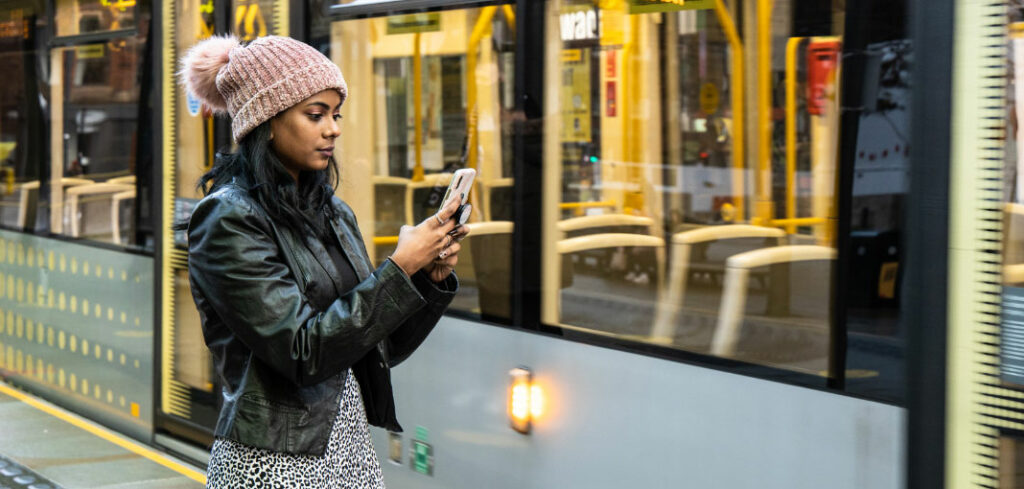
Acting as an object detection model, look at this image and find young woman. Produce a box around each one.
[181,35,466,488]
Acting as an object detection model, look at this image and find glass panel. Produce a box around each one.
[330,6,517,323]
[0,4,46,230]
[55,0,137,37]
[164,0,218,431]
[48,37,145,246]
[542,0,905,394]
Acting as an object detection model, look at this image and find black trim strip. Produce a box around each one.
[327,0,508,20]
[906,0,954,486]
[511,0,543,330]
[49,29,137,47]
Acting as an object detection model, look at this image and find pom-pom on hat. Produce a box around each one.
[180,35,347,143]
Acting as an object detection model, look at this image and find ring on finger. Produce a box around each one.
[434,214,444,225]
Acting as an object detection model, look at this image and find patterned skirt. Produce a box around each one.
[205,369,385,489]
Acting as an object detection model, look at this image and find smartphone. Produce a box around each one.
[438,168,476,225]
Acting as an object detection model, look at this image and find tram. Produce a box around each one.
[0,0,1017,487]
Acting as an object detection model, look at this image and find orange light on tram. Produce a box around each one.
[509,367,541,434]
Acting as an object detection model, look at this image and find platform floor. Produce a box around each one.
[0,382,205,488]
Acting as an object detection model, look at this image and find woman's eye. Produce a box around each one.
[333,114,342,121]
[308,113,323,121]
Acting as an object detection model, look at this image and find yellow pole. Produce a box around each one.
[467,7,498,171]
[754,0,773,224]
[713,0,745,221]
[413,32,423,181]
[784,36,803,233]
[621,16,634,212]
[502,4,515,33]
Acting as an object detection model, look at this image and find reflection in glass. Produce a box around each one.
[540,1,895,384]
[331,7,517,322]
[55,0,137,37]
[0,5,45,230]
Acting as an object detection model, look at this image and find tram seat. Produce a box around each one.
[479,178,514,221]
[710,245,836,357]
[459,221,514,321]
[555,233,665,336]
[106,175,136,185]
[406,173,452,225]
[111,189,136,245]
[650,225,786,342]
[557,214,657,280]
[16,178,93,229]
[372,175,411,236]
[63,182,135,239]
[557,214,656,238]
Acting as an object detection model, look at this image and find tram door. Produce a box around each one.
[158,0,286,449]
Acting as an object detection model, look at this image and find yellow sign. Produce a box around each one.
[561,51,592,143]
[561,49,582,63]
[628,0,715,14]
[386,13,441,34]
[100,0,136,11]
[76,44,105,59]
[878,262,899,299]
[699,83,719,114]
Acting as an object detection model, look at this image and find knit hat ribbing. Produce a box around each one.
[180,35,347,143]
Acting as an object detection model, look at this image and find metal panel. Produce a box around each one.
[373,316,905,489]
[0,230,155,441]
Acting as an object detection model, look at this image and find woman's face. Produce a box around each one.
[269,89,343,180]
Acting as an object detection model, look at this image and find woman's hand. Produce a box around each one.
[390,198,465,277]
[422,223,469,282]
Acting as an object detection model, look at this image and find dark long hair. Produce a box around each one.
[198,121,340,239]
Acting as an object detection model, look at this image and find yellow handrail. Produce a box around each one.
[785,37,804,234]
[466,6,499,171]
[502,4,515,33]
[373,236,399,246]
[754,0,774,224]
[558,200,617,210]
[412,32,424,181]
[770,217,827,227]
[712,0,745,221]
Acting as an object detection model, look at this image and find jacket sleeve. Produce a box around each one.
[334,199,458,367]
[188,192,428,387]
[386,270,458,367]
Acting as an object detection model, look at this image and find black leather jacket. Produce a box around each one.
[187,183,456,456]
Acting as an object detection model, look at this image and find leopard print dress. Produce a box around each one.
[205,369,385,489]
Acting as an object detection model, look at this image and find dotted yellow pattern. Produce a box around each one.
[0,234,151,424]
[0,339,141,418]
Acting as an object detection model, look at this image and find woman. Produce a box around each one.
[181,35,466,488]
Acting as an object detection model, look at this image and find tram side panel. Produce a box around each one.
[374,316,904,489]
[0,230,155,441]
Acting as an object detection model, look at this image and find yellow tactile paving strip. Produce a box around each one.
[0,381,205,487]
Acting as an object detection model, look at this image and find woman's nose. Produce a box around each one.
[325,119,341,138]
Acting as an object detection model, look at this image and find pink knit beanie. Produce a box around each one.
[180,35,347,143]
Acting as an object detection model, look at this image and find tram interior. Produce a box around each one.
[317,0,895,380]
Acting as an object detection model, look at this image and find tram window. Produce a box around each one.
[541,0,906,396]
[55,0,137,37]
[46,0,151,248]
[328,6,518,323]
[0,6,46,231]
